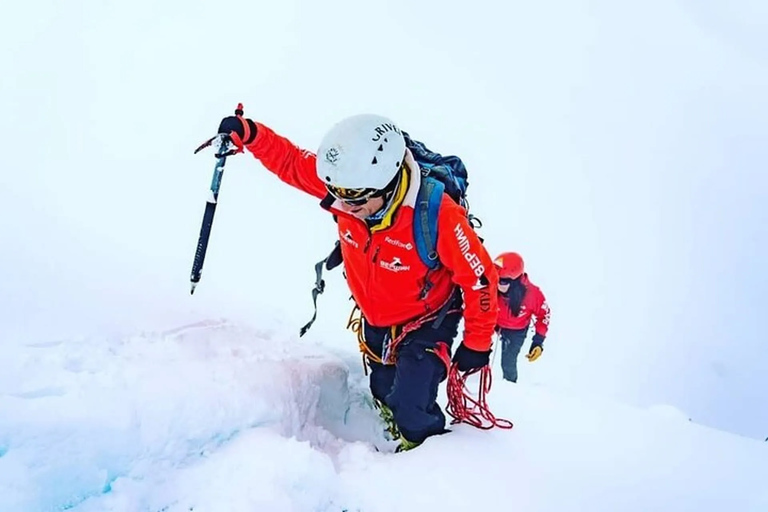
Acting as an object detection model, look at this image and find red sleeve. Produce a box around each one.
[242,122,327,199]
[435,198,499,352]
[533,288,551,337]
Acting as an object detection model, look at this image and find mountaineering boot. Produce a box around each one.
[394,436,423,453]
[373,398,401,440]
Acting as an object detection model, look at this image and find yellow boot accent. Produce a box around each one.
[395,436,422,453]
[373,398,401,440]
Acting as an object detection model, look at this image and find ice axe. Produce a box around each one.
[189,103,244,294]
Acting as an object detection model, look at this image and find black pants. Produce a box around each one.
[498,327,527,382]
[363,293,462,444]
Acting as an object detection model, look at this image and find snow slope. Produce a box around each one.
[2,319,766,512]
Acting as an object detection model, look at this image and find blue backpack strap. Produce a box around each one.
[413,177,444,271]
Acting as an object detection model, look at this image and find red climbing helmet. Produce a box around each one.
[494,252,525,280]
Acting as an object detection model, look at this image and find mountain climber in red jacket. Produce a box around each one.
[494,252,551,383]
[217,110,498,450]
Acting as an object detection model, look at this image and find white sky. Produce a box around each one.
[1,0,766,439]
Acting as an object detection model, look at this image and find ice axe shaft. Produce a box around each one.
[190,135,230,294]
[189,103,246,294]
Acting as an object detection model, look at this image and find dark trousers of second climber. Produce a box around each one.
[498,327,528,383]
[363,294,462,444]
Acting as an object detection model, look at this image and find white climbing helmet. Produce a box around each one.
[316,114,407,191]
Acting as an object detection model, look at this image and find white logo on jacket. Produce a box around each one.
[540,302,551,325]
[453,223,486,277]
[380,257,410,273]
[385,236,413,250]
[471,278,488,291]
[341,229,359,248]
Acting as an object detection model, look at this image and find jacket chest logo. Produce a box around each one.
[342,229,359,248]
[384,236,413,251]
[380,256,411,273]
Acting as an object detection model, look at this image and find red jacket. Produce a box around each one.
[244,123,498,352]
[496,274,550,337]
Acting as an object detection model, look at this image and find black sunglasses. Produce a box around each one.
[326,184,381,206]
[326,162,406,206]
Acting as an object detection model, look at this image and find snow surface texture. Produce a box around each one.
[2,319,767,512]
[2,0,767,441]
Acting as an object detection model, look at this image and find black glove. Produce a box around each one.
[217,105,257,146]
[452,344,491,372]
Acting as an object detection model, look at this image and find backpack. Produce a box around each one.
[404,131,477,270]
[299,134,479,336]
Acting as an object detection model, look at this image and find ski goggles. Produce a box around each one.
[326,184,382,206]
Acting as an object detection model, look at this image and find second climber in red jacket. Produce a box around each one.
[494,252,551,383]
